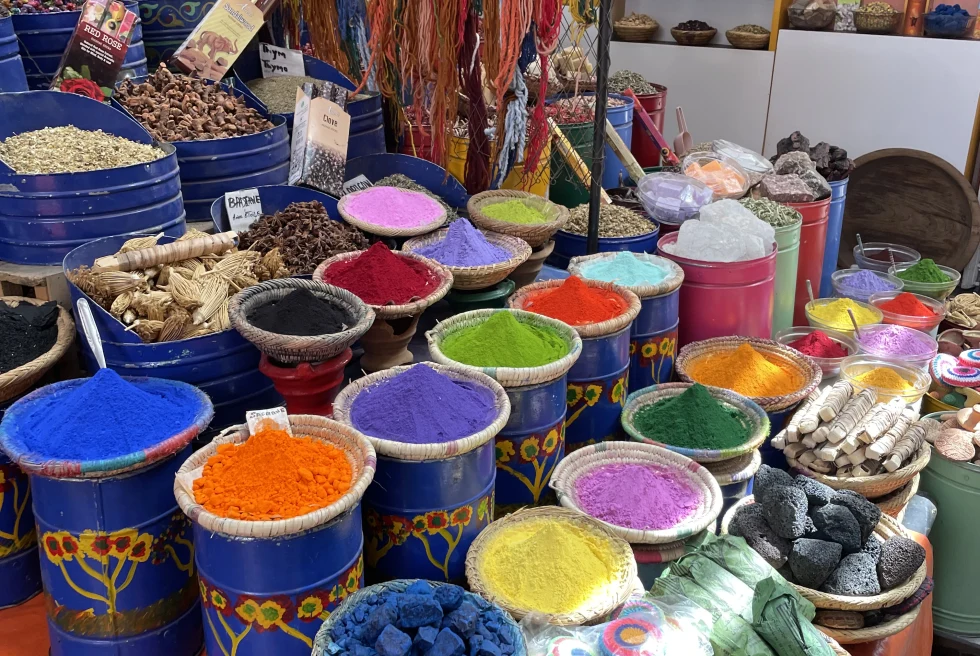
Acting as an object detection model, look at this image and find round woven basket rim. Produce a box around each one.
[568,252,684,299]
[508,278,641,338]
[632,537,689,564]
[427,308,583,387]
[313,249,454,319]
[0,297,74,405]
[332,362,511,460]
[548,441,724,544]
[875,473,920,516]
[621,382,770,462]
[174,414,377,538]
[792,443,931,499]
[817,606,920,645]
[464,506,637,624]
[725,29,771,48]
[402,228,532,291]
[704,449,762,485]
[337,187,448,237]
[676,336,822,411]
[228,279,375,364]
[466,190,570,248]
[721,496,927,611]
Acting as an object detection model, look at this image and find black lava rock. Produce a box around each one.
[730,504,791,569]
[790,538,842,589]
[762,485,809,540]
[778,563,797,584]
[834,490,881,543]
[812,504,862,554]
[676,19,712,30]
[821,553,881,596]
[862,536,882,563]
[775,131,810,158]
[794,476,835,507]
[877,537,926,591]
[755,465,794,504]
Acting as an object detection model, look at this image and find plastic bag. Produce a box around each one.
[712,140,774,186]
[637,172,714,225]
[669,554,756,621]
[682,153,751,200]
[519,608,690,656]
[752,578,836,656]
[699,199,776,254]
[663,219,766,263]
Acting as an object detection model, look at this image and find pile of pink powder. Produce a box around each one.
[344,186,445,229]
[573,462,703,530]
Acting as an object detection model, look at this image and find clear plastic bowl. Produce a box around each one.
[840,355,931,404]
[805,298,883,337]
[852,242,920,274]
[854,323,939,371]
[888,263,961,301]
[774,326,861,380]
[831,268,904,304]
[868,291,946,338]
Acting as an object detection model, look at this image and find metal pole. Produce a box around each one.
[586,0,613,254]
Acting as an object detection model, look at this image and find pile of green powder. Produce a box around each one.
[632,384,751,450]
[896,258,951,283]
[739,198,803,228]
[440,311,568,368]
[579,252,669,287]
[481,199,549,225]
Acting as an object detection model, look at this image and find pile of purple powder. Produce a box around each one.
[857,324,935,357]
[349,364,498,444]
[573,462,703,530]
[415,219,511,267]
[835,269,900,302]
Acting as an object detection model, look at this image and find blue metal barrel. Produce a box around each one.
[64,235,282,432]
[819,178,849,297]
[11,10,78,89]
[210,184,340,231]
[760,404,799,470]
[0,92,186,265]
[0,17,28,92]
[550,224,660,270]
[705,451,761,517]
[630,288,681,387]
[344,153,470,211]
[0,452,41,609]
[562,327,631,451]
[139,0,214,70]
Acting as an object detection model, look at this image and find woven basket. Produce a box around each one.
[818,606,920,645]
[465,506,637,624]
[312,579,526,656]
[228,279,375,364]
[568,252,684,300]
[792,443,931,500]
[313,250,453,320]
[614,20,659,42]
[174,414,376,538]
[721,497,927,612]
[402,229,532,291]
[337,187,447,237]
[725,29,770,49]
[0,297,74,404]
[670,27,716,45]
[467,190,570,248]
[827,636,851,655]
[549,441,723,544]
[427,308,582,387]
[875,474,919,519]
[676,336,822,412]
[854,9,901,34]
[621,383,770,462]
[332,362,511,461]
[632,538,689,565]
[508,278,641,339]
[704,449,762,485]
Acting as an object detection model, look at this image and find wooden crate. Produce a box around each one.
[0,260,72,309]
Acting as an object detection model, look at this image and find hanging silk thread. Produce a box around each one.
[460,3,491,193]
[523,0,559,180]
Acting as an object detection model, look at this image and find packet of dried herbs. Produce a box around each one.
[288,80,350,197]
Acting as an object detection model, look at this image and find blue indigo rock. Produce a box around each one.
[376,626,412,656]
[397,594,444,629]
[406,580,435,596]
[447,601,479,638]
[414,625,439,653]
[360,603,398,644]
[431,628,466,656]
[435,585,465,612]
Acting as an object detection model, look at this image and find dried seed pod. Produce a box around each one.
[110,291,134,318]
[167,268,203,310]
[129,319,164,342]
[158,309,190,342]
[122,308,137,325]
[192,275,229,325]
[214,299,231,331]
[94,271,145,297]
[119,232,164,253]
[156,266,171,287]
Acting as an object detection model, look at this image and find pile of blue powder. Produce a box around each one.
[327,580,518,656]
[416,219,511,267]
[834,269,901,303]
[577,252,670,287]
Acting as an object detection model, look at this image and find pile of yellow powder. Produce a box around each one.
[853,366,912,392]
[807,298,880,331]
[686,343,805,398]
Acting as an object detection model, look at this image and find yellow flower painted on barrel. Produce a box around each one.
[43,531,70,565]
[256,600,286,629]
[583,384,602,406]
[450,506,472,527]
[610,376,626,406]
[79,532,112,559]
[659,337,675,356]
[566,385,583,406]
[541,429,560,455]
[496,440,515,464]
[477,496,490,521]
[641,342,657,358]
[210,589,228,611]
[519,437,540,462]
[329,583,345,603]
[128,533,152,563]
[235,599,260,625]
[344,566,359,592]
[411,515,427,536]
[425,510,450,534]
[629,342,636,356]
[298,595,323,620]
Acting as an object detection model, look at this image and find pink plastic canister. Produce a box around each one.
[787,198,830,325]
[658,232,777,347]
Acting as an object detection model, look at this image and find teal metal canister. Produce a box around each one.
[772,218,803,337]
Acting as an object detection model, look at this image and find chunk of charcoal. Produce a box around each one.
[761,485,809,540]
[877,537,926,590]
[790,538,843,589]
[821,553,881,596]
[834,490,881,543]
[755,465,794,505]
[812,504,862,554]
[794,477,835,507]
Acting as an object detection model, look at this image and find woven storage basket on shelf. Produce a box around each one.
[402,229,532,291]
[467,190,569,248]
[337,187,448,237]
[568,252,685,300]
[549,441,723,544]
[313,250,453,320]
[854,9,901,34]
[721,497,927,612]
[174,414,376,538]
[465,506,637,625]
[312,579,526,656]
[614,20,659,41]
[704,449,762,485]
[875,474,920,519]
[790,443,931,499]
[427,308,582,387]
[228,278,375,364]
[0,297,74,404]
[725,29,770,49]
[621,382,770,462]
[670,27,716,45]
[818,606,920,645]
[676,336,822,412]
[508,278,641,339]
[332,362,511,461]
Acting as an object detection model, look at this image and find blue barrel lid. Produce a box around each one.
[209,184,340,232]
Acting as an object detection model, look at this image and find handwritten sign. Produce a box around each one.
[224,187,262,232]
[259,42,305,78]
[246,407,292,435]
[341,175,372,196]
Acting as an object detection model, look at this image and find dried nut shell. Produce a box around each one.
[936,428,977,461]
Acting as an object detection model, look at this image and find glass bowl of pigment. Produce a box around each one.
[888,262,961,302]
[840,355,931,405]
[868,291,946,338]
[775,326,861,380]
[831,268,904,304]
[805,298,883,337]
[853,323,939,371]
[852,242,921,274]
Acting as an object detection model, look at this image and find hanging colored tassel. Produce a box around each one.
[495,67,528,187]
[523,0,559,179]
[460,3,490,193]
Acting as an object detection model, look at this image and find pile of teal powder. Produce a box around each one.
[579,252,670,286]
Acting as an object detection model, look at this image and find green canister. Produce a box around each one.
[772,218,803,336]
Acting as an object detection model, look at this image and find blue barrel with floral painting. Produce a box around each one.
[427,309,583,517]
[570,253,684,390]
[175,415,376,656]
[139,0,214,69]
[0,16,28,92]
[0,452,40,608]
[0,373,214,655]
[333,363,510,584]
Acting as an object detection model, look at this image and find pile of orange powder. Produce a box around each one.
[193,427,353,521]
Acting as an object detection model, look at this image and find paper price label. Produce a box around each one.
[224,187,262,232]
[260,42,305,78]
[341,175,372,196]
[246,407,292,435]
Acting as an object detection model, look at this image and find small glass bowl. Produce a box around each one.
[868,291,946,338]
[852,242,920,274]
[805,298,883,337]
[888,263,961,301]
[854,323,939,371]
[840,355,931,404]
[831,268,904,304]
[775,326,861,380]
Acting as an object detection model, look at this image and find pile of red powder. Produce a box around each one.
[322,242,439,305]
[877,292,936,318]
[788,330,849,358]
[521,276,628,326]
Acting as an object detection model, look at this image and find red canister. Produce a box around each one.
[787,198,831,325]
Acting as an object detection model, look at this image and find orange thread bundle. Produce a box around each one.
[194,428,353,521]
